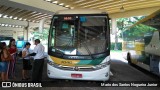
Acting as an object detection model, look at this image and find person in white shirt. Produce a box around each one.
[22,42,31,80]
[29,39,45,82]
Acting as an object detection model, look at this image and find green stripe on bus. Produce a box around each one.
[77,57,105,65]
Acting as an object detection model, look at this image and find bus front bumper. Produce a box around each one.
[47,64,110,81]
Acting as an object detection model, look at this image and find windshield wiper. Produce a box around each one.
[52,47,65,57]
[82,42,94,60]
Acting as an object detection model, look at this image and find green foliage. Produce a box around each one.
[123,24,156,41]
[110,42,122,50]
[32,28,49,41]
[117,16,156,41]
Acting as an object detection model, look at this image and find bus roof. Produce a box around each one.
[55,9,107,15]
[128,9,160,30]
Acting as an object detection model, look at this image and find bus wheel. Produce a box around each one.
[127,53,132,65]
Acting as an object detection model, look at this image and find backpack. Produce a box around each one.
[18,51,22,57]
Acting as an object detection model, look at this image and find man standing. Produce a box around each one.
[30,39,45,82]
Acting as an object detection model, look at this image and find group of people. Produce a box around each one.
[0,39,17,81]
[0,39,45,82]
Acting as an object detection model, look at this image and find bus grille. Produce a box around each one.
[58,66,95,71]
[48,60,96,71]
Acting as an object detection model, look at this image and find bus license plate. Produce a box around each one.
[71,74,82,78]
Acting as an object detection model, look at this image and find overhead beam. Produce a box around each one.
[13,10,28,18]
[0,6,9,13]
[29,14,51,21]
[0,27,23,31]
[29,22,50,28]
[0,18,49,29]
[81,0,115,8]
[87,0,138,9]
[27,13,45,20]
[0,18,28,26]
[100,1,160,10]
[105,2,160,14]
[21,12,36,19]
[7,0,67,14]
[8,8,21,16]
[76,0,115,8]
[109,6,160,18]
[1,7,14,16]
[16,11,32,18]
[0,27,24,37]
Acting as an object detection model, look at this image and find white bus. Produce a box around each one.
[47,9,111,81]
[123,9,160,76]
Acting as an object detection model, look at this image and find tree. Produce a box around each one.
[116,16,156,41]
[31,28,49,44]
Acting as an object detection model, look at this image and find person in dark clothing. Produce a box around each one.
[29,39,45,82]
[22,42,31,80]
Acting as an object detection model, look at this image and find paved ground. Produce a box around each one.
[1,51,160,90]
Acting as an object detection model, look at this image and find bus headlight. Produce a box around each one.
[48,60,54,66]
[47,60,59,67]
[93,60,110,69]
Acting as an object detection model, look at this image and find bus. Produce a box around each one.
[47,9,110,81]
[122,9,160,76]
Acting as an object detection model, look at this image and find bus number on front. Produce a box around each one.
[61,61,72,64]
[64,17,72,20]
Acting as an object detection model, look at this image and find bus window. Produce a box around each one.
[144,33,153,46]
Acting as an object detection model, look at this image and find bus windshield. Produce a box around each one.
[49,15,109,58]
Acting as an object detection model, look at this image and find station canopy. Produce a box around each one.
[129,9,160,29]
[0,0,160,37]
[0,0,160,23]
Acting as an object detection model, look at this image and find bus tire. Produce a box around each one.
[127,53,132,65]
